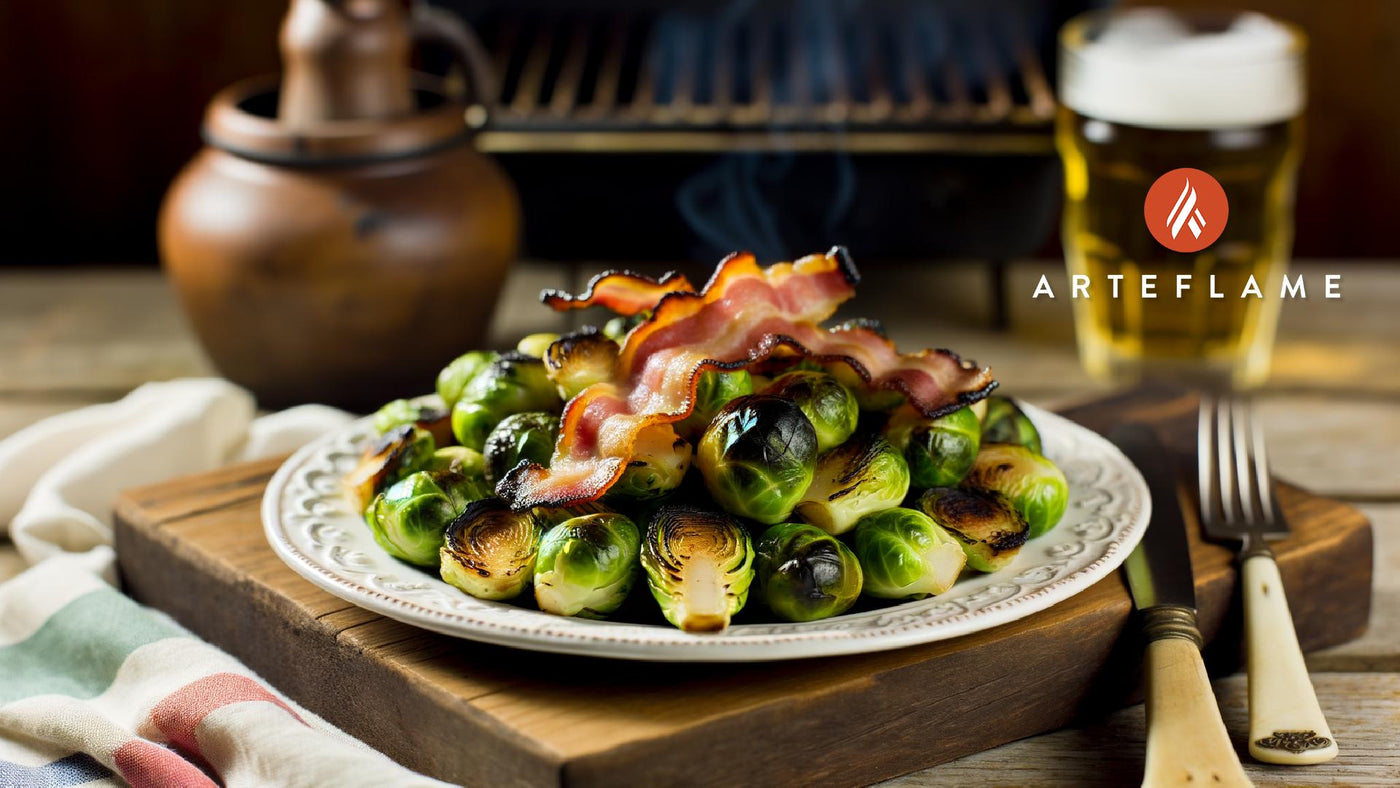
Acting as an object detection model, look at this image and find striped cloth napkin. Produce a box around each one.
[0,380,450,787]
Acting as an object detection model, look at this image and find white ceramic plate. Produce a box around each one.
[263,403,1150,661]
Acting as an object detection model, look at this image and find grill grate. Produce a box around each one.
[472,2,1058,153]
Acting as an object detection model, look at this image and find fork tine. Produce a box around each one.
[1215,396,1238,526]
[1197,398,1218,527]
[1247,400,1280,525]
[1231,398,1259,524]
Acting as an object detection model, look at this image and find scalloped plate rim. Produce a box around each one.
[262,403,1151,661]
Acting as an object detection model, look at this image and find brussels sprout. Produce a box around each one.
[883,406,981,489]
[964,443,1068,538]
[517,332,561,359]
[795,434,910,536]
[439,498,544,600]
[366,470,487,566]
[533,500,614,531]
[544,328,620,401]
[979,396,1042,455]
[344,425,437,512]
[696,395,818,525]
[851,507,969,599]
[754,521,863,621]
[436,351,497,410]
[609,424,692,500]
[761,370,859,452]
[602,312,647,342]
[371,398,450,442]
[917,486,1028,572]
[424,445,486,478]
[483,411,559,485]
[823,361,904,412]
[641,506,754,631]
[675,369,753,440]
[533,512,642,618]
[451,352,562,450]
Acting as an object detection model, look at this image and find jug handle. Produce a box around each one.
[410,2,498,125]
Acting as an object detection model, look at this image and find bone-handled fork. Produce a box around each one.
[1198,397,1339,765]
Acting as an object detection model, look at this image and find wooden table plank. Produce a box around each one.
[884,672,1400,787]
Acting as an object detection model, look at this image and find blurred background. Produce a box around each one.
[4,0,1398,268]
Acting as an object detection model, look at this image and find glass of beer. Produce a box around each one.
[1057,8,1305,387]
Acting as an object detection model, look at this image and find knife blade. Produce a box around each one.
[1108,423,1254,788]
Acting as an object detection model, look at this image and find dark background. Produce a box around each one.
[2,0,1397,266]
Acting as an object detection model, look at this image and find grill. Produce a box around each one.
[472,2,1058,154]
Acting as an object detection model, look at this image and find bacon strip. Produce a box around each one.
[540,270,695,315]
[500,247,996,509]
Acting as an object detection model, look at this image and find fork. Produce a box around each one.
[1198,397,1339,765]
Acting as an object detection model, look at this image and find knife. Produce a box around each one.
[1112,424,1253,788]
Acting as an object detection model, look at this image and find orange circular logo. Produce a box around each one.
[1144,167,1229,253]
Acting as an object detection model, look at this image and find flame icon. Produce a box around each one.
[1166,178,1207,240]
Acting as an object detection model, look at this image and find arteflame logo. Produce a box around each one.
[1144,167,1229,253]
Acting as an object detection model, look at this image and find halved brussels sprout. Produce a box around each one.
[544,328,620,401]
[370,398,450,444]
[696,395,818,525]
[641,506,754,631]
[436,351,497,410]
[964,443,1067,538]
[979,396,1042,454]
[451,352,562,450]
[534,512,641,618]
[883,405,981,489]
[366,470,487,566]
[439,498,544,600]
[795,434,910,536]
[917,486,1028,572]
[851,507,968,599]
[517,332,561,359]
[674,369,753,441]
[344,425,437,512]
[754,521,863,621]
[424,445,486,478]
[609,424,692,500]
[483,411,559,485]
[761,370,859,452]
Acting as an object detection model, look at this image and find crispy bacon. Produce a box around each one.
[499,247,996,509]
[540,270,695,315]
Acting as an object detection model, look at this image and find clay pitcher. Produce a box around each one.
[159,0,519,410]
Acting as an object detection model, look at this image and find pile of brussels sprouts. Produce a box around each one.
[346,328,1070,632]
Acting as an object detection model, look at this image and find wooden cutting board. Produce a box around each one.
[112,387,1372,787]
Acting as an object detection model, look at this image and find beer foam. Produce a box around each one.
[1061,10,1304,129]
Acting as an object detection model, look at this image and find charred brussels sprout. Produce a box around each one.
[641,507,754,631]
[696,395,818,525]
[754,522,863,621]
[344,425,437,512]
[544,328,620,401]
[851,507,968,599]
[533,512,641,618]
[761,370,859,452]
[451,353,562,450]
[796,434,910,536]
[516,332,561,359]
[964,444,1068,538]
[484,412,559,485]
[884,406,981,489]
[674,369,753,440]
[439,498,544,600]
[917,487,1029,572]
[609,424,692,500]
[436,351,497,410]
[366,470,486,566]
[979,396,1042,454]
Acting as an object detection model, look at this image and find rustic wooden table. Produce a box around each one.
[1,261,1396,785]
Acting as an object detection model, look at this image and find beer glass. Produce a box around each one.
[1057,8,1305,387]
